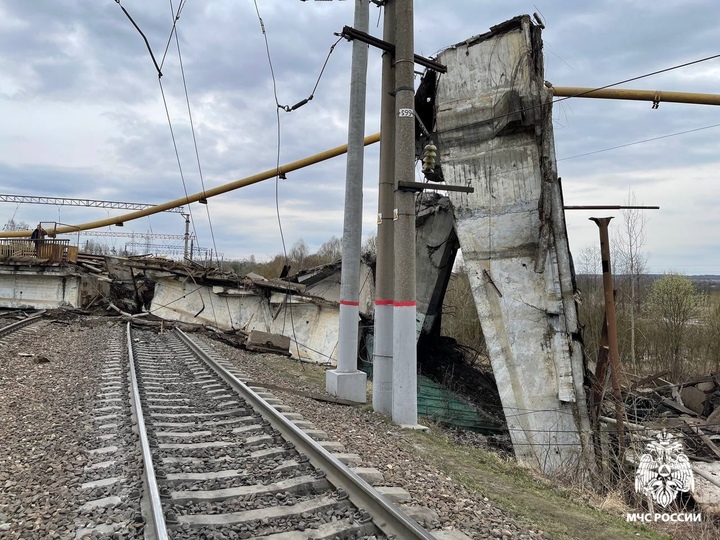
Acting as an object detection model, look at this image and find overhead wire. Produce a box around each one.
[557,122,720,162]
[251,0,298,356]
[167,0,232,326]
[160,0,187,70]
[251,0,345,362]
[115,0,218,327]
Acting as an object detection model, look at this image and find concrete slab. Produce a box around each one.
[326,370,367,404]
[156,430,213,438]
[250,447,285,460]
[351,467,384,485]
[88,445,118,455]
[318,441,345,452]
[231,424,263,434]
[302,429,328,440]
[333,453,362,466]
[244,435,274,446]
[400,505,439,527]
[217,400,241,408]
[177,496,343,526]
[158,441,237,450]
[81,476,124,490]
[249,518,375,540]
[80,496,122,512]
[75,522,129,540]
[375,486,411,503]
[93,414,119,422]
[84,460,116,472]
[433,531,473,540]
[166,469,247,483]
[170,475,328,504]
[150,408,247,419]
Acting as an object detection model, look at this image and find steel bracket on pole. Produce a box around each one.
[337,26,447,73]
[397,181,474,193]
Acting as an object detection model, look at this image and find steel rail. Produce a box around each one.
[174,328,437,540]
[126,323,169,540]
[0,311,46,338]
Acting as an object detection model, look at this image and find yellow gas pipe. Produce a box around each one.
[0,133,381,238]
[551,86,720,106]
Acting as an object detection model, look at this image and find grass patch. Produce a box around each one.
[408,426,670,540]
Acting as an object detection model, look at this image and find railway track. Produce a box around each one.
[0,310,45,341]
[87,323,437,539]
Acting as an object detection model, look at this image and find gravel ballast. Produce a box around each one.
[0,317,142,540]
[195,334,546,539]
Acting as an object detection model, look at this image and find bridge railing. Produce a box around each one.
[0,238,76,263]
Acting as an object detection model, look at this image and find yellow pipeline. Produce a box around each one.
[1,133,381,238]
[551,86,720,106]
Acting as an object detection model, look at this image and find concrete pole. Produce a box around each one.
[326,0,369,403]
[182,213,190,260]
[590,217,625,455]
[391,0,419,427]
[372,0,396,415]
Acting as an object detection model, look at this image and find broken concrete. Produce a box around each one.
[431,15,593,473]
[415,194,459,338]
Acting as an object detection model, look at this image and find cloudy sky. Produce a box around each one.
[1,0,719,274]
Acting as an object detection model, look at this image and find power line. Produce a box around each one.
[168,0,237,328]
[113,0,163,77]
[558,122,720,162]
[169,0,220,266]
[252,0,305,360]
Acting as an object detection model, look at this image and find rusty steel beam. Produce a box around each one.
[590,217,625,457]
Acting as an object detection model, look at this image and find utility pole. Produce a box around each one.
[372,0,396,415]
[391,0,419,426]
[182,213,191,260]
[327,0,369,403]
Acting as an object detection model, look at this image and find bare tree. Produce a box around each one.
[316,236,342,263]
[362,234,377,259]
[613,191,649,369]
[573,244,605,366]
[2,218,30,232]
[288,239,309,271]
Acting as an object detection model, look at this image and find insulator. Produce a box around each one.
[422,144,437,173]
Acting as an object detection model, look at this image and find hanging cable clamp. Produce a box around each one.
[652,91,660,109]
[283,94,314,112]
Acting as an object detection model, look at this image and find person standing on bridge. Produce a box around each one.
[30,223,46,255]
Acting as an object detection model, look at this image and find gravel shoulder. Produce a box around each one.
[199,334,673,540]
[0,319,100,539]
